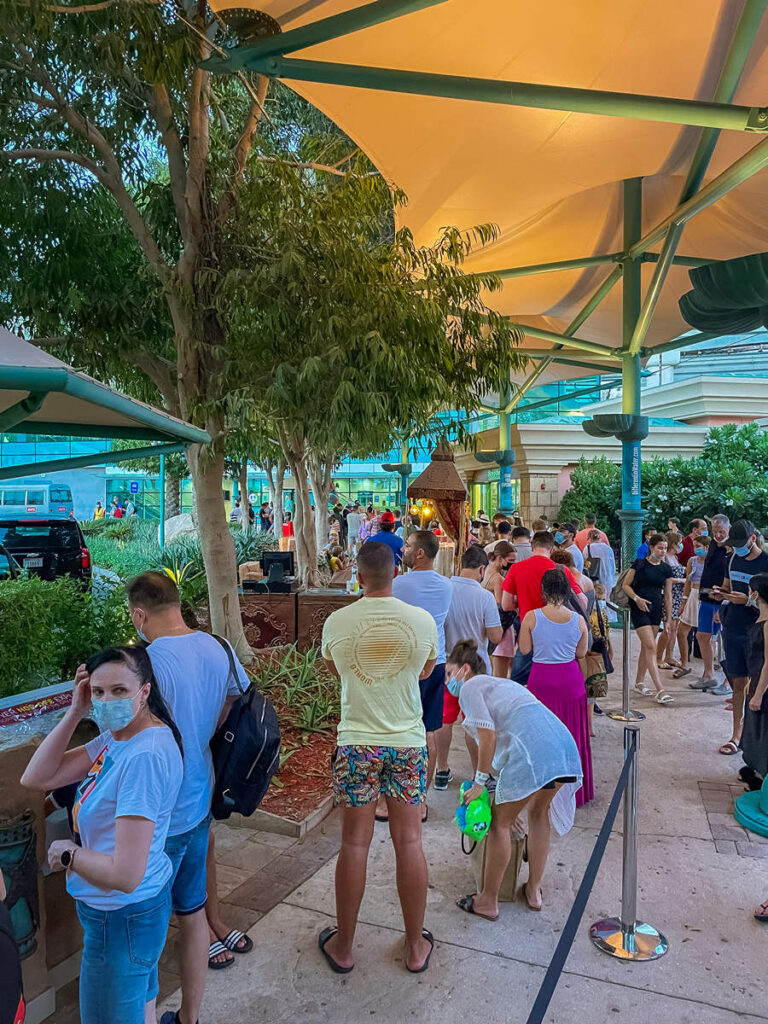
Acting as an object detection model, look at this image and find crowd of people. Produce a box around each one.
[11,501,768,1023]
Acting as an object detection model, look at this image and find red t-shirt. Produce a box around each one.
[679,534,695,568]
[501,554,582,620]
[574,527,609,551]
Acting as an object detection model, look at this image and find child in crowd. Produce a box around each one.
[674,535,711,679]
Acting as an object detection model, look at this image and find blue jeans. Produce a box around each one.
[76,885,171,1024]
[511,646,533,686]
[164,814,211,915]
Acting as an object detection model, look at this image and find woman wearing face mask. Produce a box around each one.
[21,647,183,1024]
[448,640,582,919]
[656,531,686,671]
[674,535,710,679]
[481,541,517,678]
[622,534,675,704]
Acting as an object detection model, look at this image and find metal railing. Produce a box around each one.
[525,726,668,1024]
[606,605,645,723]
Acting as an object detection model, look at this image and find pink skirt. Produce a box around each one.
[493,627,516,658]
[528,660,594,807]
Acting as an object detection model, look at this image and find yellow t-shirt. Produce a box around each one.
[321,596,438,748]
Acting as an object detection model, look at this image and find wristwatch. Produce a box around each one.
[60,848,76,869]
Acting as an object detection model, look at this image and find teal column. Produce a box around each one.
[498,379,514,514]
[619,179,645,568]
[399,439,410,509]
[159,453,166,549]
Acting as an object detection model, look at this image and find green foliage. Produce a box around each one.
[558,458,621,535]
[0,577,133,698]
[559,425,768,535]
[250,646,339,735]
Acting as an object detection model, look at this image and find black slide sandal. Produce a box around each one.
[318,926,353,974]
[405,929,434,973]
[456,894,499,921]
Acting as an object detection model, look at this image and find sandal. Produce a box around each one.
[219,929,253,954]
[633,683,653,697]
[318,926,353,974]
[208,941,235,970]
[657,662,675,671]
[405,928,434,973]
[672,666,691,678]
[521,881,542,912]
[654,691,675,705]
[719,740,739,756]
[754,900,768,923]
[456,894,499,922]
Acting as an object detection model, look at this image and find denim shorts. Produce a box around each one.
[76,885,171,1024]
[697,602,722,635]
[165,814,211,916]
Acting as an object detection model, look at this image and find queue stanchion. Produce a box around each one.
[589,726,668,961]
[607,606,645,722]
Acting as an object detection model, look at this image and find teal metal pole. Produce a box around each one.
[244,56,768,133]
[620,179,645,569]
[159,453,166,549]
[498,378,514,514]
[508,322,620,356]
[399,438,409,509]
[487,254,619,280]
[0,391,48,432]
[627,0,767,355]
[202,0,448,71]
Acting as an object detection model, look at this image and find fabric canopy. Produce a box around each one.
[0,328,210,443]
[208,0,768,383]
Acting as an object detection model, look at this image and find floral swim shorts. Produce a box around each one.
[333,745,428,807]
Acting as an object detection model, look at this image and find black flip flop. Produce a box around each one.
[208,940,235,970]
[220,929,253,954]
[405,928,434,973]
[455,894,499,922]
[374,813,389,822]
[318,926,353,974]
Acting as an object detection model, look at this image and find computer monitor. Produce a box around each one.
[260,550,295,579]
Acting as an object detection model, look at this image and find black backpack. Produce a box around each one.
[209,636,281,821]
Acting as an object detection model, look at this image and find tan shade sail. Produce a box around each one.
[209,0,768,381]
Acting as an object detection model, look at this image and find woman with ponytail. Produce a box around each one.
[21,647,183,1024]
[446,639,582,919]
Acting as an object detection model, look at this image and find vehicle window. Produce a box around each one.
[50,487,71,502]
[1,490,26,506]
[0,523,80,550]
[26,490,46,505]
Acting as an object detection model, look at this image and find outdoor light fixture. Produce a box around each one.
[217,7,281,47]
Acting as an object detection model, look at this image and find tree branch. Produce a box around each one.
[119,347,179,415]
[256,155,371,178]
[2,147,106,179]
[144,79,191,243]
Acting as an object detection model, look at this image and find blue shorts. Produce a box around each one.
[165,815,210,916]
[697,602,721,636]
[419,662,446,733]
[76,885,171,1024]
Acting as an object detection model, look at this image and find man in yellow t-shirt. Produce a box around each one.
[320,541,437,977]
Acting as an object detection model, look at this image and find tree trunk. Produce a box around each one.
[285,451,320,589]
[238,459,250,531]
[187,443,251,661]
[307,456,333,561]
[273,458,286,535]
[165,474,181,519]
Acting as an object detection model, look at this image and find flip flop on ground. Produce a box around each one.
[208,941,235,970]
[754,899,768,923]
[672,666,691,678]
[719,740,739,755]
[456,894,499,921]
[219,929,253,954]
[318,927,354,974]
[405,929,435,973]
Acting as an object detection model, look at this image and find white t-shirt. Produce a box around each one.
[69,726,182,910]
[148,632,246,835]
[347,512,362,536]
[393,569,453,663]
[444,576,502,672]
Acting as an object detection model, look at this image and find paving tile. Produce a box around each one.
[744,831,768,845]
[213,863,253,898]
[709,824,749,840]
[714,840,738,855]
[736,842,768,859]
[706,812,740,826]
[216,839,279,872]
[211,823,261,850]
[246,830,298,850]
[213,905,264,936]
[224,870,296,913]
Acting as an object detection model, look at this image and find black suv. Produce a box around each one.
[0,542,20,580]
[0,518,92,586]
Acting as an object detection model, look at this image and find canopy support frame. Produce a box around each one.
[0,391,48,432]
[0,442,186,482]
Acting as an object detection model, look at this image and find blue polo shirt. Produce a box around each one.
[364,531,403,564]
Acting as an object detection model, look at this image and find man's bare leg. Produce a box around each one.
[322,803,376,970]
[387,799,431,971]
[435,723,452,773]
[697,631,716,680]
[177,908,209,1024]
[205,833,235,966]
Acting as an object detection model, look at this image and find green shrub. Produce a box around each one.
[250,645,339,735]
[0,577,133,698]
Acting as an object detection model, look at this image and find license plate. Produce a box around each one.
[23,558,43,568]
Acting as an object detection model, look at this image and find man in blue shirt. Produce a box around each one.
[635,526,656,560]
[365,510,403,564]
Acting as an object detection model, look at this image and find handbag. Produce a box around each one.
[579,649,608,698]
[582,545,602,582]
[592,606,614,675]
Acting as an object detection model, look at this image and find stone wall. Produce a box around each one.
[518,471,560,525]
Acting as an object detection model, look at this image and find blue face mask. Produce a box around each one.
[91,695,137,733]
[699,530,708,537]
[446,675,463,698]
[693,546,706,557]
[554,532,565,544]
[648,552,661,563]
[733,543,751,557]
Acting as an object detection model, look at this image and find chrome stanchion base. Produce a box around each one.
[606,708,646,722]
[589,918,668,960]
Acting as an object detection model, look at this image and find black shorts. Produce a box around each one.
[541,775,579,790]
[629,599,663,630]
[419,662,446,733]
